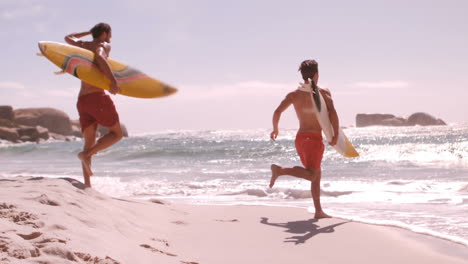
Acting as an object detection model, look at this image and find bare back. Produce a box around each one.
[78,42,111,96]
[271,82,338,144]
[290,90,322,133]
[274,86,334,134]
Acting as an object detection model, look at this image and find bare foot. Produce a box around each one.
[84,156,93,176]
[78,152,93,176]
[314,211,332,219]
[269,164,281,188]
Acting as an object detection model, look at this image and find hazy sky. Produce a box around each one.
[1,0,467,133]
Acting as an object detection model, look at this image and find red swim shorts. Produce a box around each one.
[77,92,119,132]
[295,132,324,170]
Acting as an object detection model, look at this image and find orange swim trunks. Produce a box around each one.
[77,92,119,132]
[295,132,325,170]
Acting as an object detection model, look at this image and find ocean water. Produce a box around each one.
[1,124,467,246]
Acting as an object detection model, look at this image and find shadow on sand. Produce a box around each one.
[260,217,350,244]
[59,177,88,190]
[0,179,16,182]
[0,176,88,190]
[29,176,89,190]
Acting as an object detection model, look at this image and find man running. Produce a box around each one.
[269,59,338,219]
[65,23,123,187]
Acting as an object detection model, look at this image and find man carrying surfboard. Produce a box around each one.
[269,60,338,219]
[65,23,123,187]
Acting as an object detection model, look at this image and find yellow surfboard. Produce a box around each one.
[38,41,177,99]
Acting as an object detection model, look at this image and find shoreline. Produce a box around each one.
[138,198,468,248]
[1,176,467,263]
[1,172,467,249]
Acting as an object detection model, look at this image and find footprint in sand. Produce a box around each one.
[16,231,67,248]
[171,220,188,225]
[0,237,9,253]
[140,244,177,257]
[214,219,239,222]
[34,237,68,249]
[0,203,44,228]
[35,194,60,206]
[48,224,67,231]
[75,252,121,264]
[0,203,16,210]
[0,236,41,259]
[17,232,43,240]
[69,202,82,208]
[150,199,170,205]
[151,238,170,247]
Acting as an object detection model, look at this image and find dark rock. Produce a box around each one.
[0,106,14,121]
[70,120,82,138]
[20,135,33,142]
[71,125,82,138]
[49,132,67,141]
[407,112,447,126]
[14,108,72,135]
[0,127,19,142]
[36,126,50,140]
[381,117,408,126]
[356,112,447,127]
[49,132,76,142]
[2,107,129,144]
[17,127,40,141]
[356,114,395,127]
[0,118,18,128]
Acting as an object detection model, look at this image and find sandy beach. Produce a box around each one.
[0,176,467,264]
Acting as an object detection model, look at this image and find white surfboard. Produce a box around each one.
[300,82,359,158]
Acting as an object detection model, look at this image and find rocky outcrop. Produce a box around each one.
[36,126,50,140]
[17,127,40,142]
[14,108,72,136]
[49,132,73,141]
[0,106,14,121]
[380,117,408,126]
[0,118,18,128]
[407,112,446,126]
[12,126,49,142]
[356,112,446,127]
[0,127,19,142]
[0,105,129,143]
[356,114,398,127]
[70,120,82,137]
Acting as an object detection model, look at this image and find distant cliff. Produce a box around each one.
[0,105,128,143]
[356,112,447,127]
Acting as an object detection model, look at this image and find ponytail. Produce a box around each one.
[309,77,321,111]
[299,60,320,109]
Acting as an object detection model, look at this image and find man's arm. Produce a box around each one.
[320,89,339,145]
[95,45,119,95]
[64,32,91,47]
[271,93,293,141]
